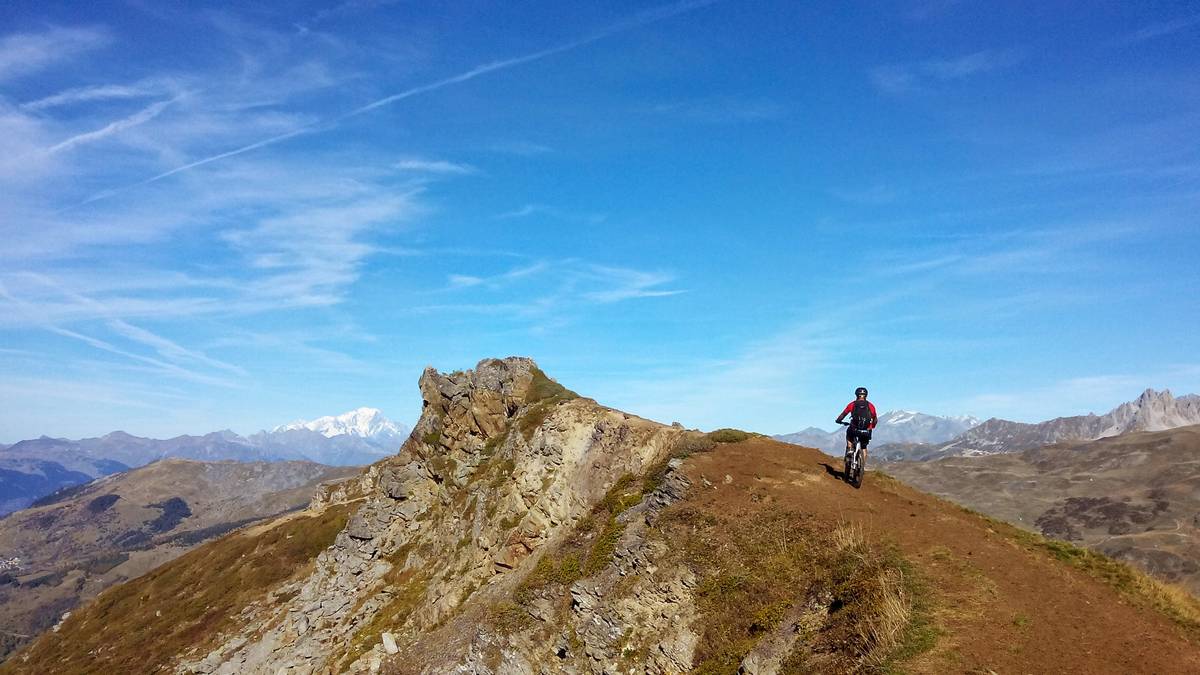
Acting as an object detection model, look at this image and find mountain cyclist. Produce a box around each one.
[836,387,877,467]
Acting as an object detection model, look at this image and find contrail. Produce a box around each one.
[75,0,721,207]
[49,95,182,154]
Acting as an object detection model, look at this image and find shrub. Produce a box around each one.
[706,428,755,444]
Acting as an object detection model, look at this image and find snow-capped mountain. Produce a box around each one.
[774,410,981,454]
[2,408,412,514]
[875,410,981,445]
[253,408,409,464]
[273,407,407,442]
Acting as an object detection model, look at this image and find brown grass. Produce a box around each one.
[656,509,932,674]
[2,504,356,675]
[959,505,1200,640]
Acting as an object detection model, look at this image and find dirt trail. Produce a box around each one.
[685,438,1200,674]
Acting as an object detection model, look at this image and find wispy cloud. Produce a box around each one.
[1,274,246,386]
[588,320,838,432]
[0,26,110,82]
[77,0,723,205]
[496,203,605,224]
[870,48,1026,94]
[106,319,246,376]
[46,95,184,154]
[22,79,175,111]
[487,140,553,156]
[648,97,786,123]
[219,186,424,308]
[444,262,547,291]
[1120,13,1200,44]
[424,260,683,320]
[393,156,477,174]
[581,265,685,303]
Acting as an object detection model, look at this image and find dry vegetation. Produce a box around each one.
[658,505,933,674]
[1,503,356,675]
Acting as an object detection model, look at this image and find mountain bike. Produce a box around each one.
[839,422,866,488]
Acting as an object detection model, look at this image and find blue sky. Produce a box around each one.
[1,0,1198,442]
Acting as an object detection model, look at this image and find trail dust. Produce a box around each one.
[682,437,1200,674]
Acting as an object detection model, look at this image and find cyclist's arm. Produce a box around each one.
[835,402,853,424]
[868,402,878,429]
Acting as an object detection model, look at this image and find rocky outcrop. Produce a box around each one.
[384,456,701,674]
[178,357,686,674]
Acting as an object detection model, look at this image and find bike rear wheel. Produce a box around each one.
[849,442,865,488]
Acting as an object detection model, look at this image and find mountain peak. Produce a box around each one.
[1135,388,1172,403]
[273,407,406,439]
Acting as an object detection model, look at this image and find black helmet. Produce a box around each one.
[855,387,868,397]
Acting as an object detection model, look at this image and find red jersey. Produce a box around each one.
[840,400,877,429]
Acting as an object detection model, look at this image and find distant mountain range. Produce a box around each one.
[877,389,1200,462]
[0,408,409,516]
[774,390,1200,463]
[774,410,982,454]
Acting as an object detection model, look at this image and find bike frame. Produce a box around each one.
[840,422,866,487]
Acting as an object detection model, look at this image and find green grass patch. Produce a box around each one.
[516,368,580,441]
[527,367,578,403]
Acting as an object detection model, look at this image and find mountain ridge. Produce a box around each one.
[915,388,1200,460]
[8,358,1198,674]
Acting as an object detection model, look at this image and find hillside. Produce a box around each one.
[5,359,1199,674]
[887,424,1200,595]
[0,458,117,517]
[0,459,357,663]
